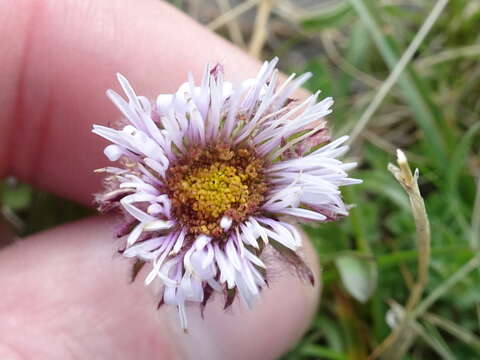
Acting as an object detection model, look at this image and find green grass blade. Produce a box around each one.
[347,0,451,170]
[300,345,347,360]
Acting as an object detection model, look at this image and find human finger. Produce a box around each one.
[0,0,261,205]
[0,216,320,360]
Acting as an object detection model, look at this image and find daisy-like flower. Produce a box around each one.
[93,58,361,330]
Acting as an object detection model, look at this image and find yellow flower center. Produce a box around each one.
[180,163,249,219]
[166,144,267,237]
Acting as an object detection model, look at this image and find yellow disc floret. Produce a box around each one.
[166,143,267,237]
[180,163,249,219]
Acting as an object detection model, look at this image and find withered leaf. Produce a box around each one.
[269,241,315,286]
[224,288,237,309]
[200,285,214,318]
[130,258,146,283]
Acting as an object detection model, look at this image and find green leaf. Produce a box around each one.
[300,345,347,360]
[335,254,378,303]
[446,122,480,196]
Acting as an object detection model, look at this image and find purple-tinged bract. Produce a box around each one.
[92,58,361,329]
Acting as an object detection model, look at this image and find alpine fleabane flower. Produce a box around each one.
[93,58,361,330]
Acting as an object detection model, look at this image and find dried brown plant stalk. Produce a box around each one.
[249,0,275,58]
[369,150,431,360]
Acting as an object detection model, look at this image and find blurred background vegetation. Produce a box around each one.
[1,0,480,358]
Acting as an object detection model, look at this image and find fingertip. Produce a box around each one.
[172,232,320,360]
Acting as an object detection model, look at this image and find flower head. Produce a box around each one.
[93,58,361,330]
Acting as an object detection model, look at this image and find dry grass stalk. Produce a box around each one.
[248,0,275,59]
[347,0,449,143]
[214,0,246,47]
[208,0,259,31]
[368,149,431,360]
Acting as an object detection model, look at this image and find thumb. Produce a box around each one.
[0,216,319,360]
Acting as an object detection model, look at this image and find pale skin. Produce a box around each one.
[0,1,320,359]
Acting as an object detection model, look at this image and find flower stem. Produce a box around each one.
[368,150,431,360]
